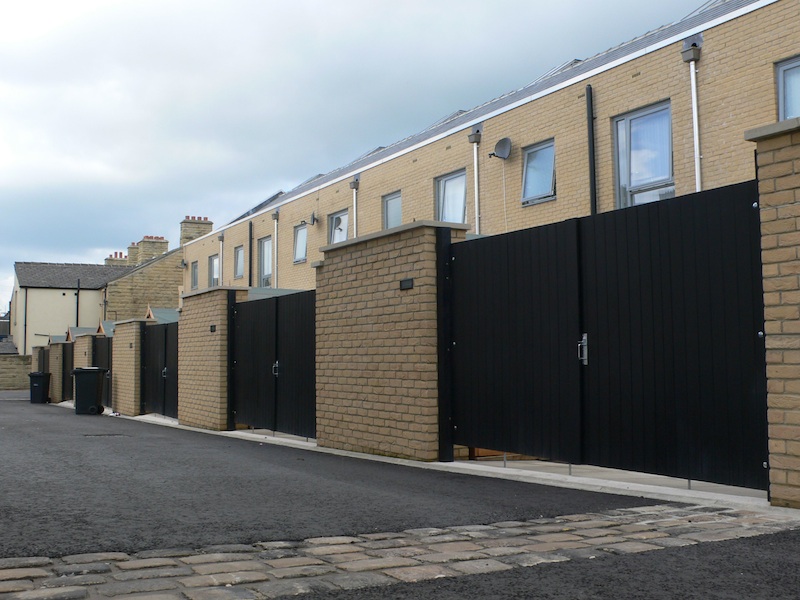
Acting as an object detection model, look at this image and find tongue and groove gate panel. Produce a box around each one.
[448,181,767,490]
[142,323,178,418]
[233,290,315,438]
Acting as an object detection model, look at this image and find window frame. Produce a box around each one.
[435,169,467,223]
[208,254,219,288]
[383,191,402,229]
[190,261,198,290]
[233,245,244,279]
[328,209,349,244]
[258,236,272,288]
[613,102,674,209]
[521,139,556,206]
[293,224,308,263]
[777,55,800,121]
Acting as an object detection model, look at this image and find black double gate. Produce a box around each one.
[232,291,316,438]
[142,323,178,418]
[62,343,74,401]
[93,337,113,408]
[445,181,768,490]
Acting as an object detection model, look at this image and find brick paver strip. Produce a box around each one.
[5,504,800,600]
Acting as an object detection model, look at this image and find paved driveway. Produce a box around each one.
[0,392,651,558]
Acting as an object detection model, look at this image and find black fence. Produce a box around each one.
[142,323,178,418]
[444,181,768,490]
[232,290,316,438]
[62,343,74,402]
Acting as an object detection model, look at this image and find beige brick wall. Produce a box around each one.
[112,321,145,416]
[30,348,42,373]
[746,118,800,508]
[0,355,32,390]
[183,1,800,295]
[72,335,94,399]
[106,250,184,322]
[49,343,65,403]
[315,222,466,461]
[178,287,248,430]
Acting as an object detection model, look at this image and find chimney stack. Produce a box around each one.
[180,215,214,246]
[104,251,128,266]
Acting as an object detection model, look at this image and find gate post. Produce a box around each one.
[112,320,148,416]
[746,117,800,508]
[315,221,468,461]
[48,342,65,403]
[178,287,247,430]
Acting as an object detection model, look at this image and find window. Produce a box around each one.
[778,56,800,121]
[190,261,198,290]
[436,170,466,223]
[614,103,674,208]
[329,209,349,244]
[294,225,307,263]
[383,191,402,229]
[208,255,219,287]
[233,246,244,279]
[522,140,556,205]
[258,237,272,287]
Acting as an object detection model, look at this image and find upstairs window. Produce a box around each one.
[233,246,244,279]
[208,255,219,287]
[522,140,556,205]
[436,170,466,223]
[190,261,198,290]
[294,225,308,263]
[258,237,272,287]
[383,191,402,229]
[614,103,674,208]
[778,56,800,121]
[329,210,349,244]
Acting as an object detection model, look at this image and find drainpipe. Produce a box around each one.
[468,125,482,234]
[75,278,80,327]
[248,221,254,287]
[682,39,703,192]
[218,234,224,285]
[349,175,360,238]
[23,287,28,356]
[586,85,598,216]
[272,210,279,288]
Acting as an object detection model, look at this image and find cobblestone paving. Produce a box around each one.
[2,504,799,600]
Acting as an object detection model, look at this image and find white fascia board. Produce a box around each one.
[185,0,777,249]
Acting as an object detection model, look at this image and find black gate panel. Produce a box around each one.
[276,291,316,438]
[233,298,278,429]
[581,181,767,489]
[450,219,582,461]
[142,323,178,418]
[62,343,74,401]
[93,337,113,408]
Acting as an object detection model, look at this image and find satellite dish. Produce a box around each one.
[492,138,512,160]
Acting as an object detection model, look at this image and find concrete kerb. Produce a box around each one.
[48,401,792,517]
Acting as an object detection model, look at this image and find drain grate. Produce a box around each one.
[83,434,128,438]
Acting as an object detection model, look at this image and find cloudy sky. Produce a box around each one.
[1,0,706,309]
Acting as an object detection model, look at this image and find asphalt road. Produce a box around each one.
[0,392,652,558]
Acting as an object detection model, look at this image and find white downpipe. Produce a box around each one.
[690,60,702,192]
[273,218,278,288]
[473,142,481,235]
[352,188,358,238]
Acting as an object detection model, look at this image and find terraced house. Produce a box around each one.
[182,0,800,292]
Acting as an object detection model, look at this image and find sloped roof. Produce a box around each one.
[15,263,133,290]
[0,340,17,354]
[203,0,771,237]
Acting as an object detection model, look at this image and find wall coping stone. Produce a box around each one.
[115,319,156,326]
[744,118,800,142]
[181,286,246,301]
[319,220,469,254]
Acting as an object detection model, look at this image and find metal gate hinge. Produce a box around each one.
[272,360,279,377]
[577,333,588,366]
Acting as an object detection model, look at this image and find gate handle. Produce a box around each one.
[162,367,168,379]
[272,361,279,377]
[577,333,589,366]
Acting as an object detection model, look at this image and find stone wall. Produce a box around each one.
[112,321,147,416]
[49,343,65,403]
[315,222,466,460]
[0,355,32,390]
[106,250,184,322]
[178,287,247,430]
[746,117,800,508]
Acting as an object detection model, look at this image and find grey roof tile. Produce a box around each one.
[15,263,133,290]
